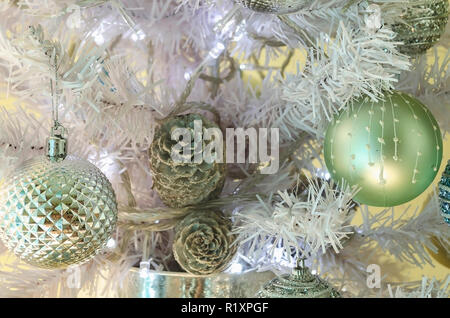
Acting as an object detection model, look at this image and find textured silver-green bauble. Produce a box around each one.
[173,210,237,275]
[390,0,448,56]
[258,260,341,298]
[149,113,226,208]
[324,91,443,207]
[237,0,308,14]
[438,160,450,225]
[0,156,118,268]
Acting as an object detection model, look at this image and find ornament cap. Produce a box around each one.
[46,123,67,162]
[293,258,315,282]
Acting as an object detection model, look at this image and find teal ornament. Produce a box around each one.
[438,160,450,225]
[324,91,443,207]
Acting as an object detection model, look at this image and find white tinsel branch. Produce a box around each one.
[234,18,410,142]
[388,276,450,298]
[233,178,358,265]
[0,23,105,107]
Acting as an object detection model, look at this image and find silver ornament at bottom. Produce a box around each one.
[258,260,341,298]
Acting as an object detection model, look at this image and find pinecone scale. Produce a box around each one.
[149,113,226,208]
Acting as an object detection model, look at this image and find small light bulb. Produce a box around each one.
[210,13,224,25]
[106,238,116,249]
[229,263,243,273]
[208,42,225,59]
[139,261,150,278]
[221,19,235,36]
[232,20,246,41]
[94,34,105,45]
[131,29,146,42]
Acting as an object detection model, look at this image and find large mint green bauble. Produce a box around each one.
[324,91,443,207]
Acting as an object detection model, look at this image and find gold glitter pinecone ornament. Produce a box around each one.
[0,156,118,269]
[390,0,448,56]
[173,210,237,275]
[149,113,226,208]
[237,0,308,14]
[258,259,342,298]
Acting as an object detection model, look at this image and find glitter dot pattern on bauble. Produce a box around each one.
[324,91,443,207]
[0,156,118,268]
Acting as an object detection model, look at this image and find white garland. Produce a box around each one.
[233,178,358,264]
[388,276,450,298]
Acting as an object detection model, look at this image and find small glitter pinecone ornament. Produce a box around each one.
[0,156,118,268]
[390,0,448,56]
[237,0,308,14]
[173,210,237,275]
[149,113,226,208]
[258,259,341,298]
[438,160,450,225]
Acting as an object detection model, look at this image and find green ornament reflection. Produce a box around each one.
[324,91,443,207]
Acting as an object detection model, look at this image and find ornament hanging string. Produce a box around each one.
[50,49,59,128]
[46,49,68,162]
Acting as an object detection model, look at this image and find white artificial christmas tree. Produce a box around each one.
[0,0,448,298]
